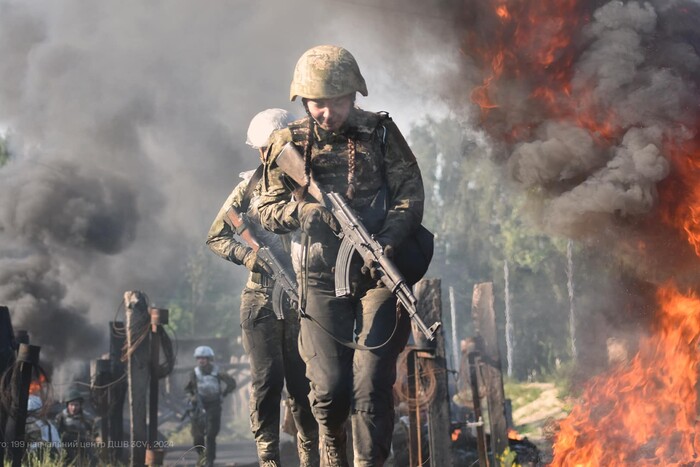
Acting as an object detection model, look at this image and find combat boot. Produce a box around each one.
[298,434,320,467]
[320,434,350,467]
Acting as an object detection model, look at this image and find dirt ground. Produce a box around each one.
[511,382,569,464]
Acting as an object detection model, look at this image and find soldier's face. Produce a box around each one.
[197,357,211,368]
[67,401,82,415]
[305,95,354,132]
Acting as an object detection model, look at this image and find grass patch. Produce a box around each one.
[504,381,543,410]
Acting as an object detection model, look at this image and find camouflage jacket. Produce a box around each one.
[206,169,289,290]
[258,108,424,280]
[54,409,94,443]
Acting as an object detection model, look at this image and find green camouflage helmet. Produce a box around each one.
[289,45,368,101]
[65,387,84,404]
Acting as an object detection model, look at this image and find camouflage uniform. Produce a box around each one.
[207,172,319,466]
[258,108,424,466]
[184,363,236,467]
[54,406,95,464]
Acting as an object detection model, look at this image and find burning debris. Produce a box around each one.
[553,285,700,465]
[448,0,700,464]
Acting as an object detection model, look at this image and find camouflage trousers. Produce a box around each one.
[299,278,411,467]
[240,287,318,465]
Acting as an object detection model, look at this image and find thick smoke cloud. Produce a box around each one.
[510,1,697,242]
[430,0,700,281]
[0,0,453,361]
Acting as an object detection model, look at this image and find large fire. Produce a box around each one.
[551,285,700,465]
[462,0,700,464]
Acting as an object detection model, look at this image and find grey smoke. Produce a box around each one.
[0,0,453,361]
[457,0,700,250]
[508,122,605,188]
[545,126,670,236]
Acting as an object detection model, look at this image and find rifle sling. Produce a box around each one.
[239,164,264,213]
[302,303,400,351]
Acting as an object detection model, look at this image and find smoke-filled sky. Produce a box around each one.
[3,0,700,365]
[0,0,459,361]
[451,0,700,286]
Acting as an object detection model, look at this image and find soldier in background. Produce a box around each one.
[185,345,236,467]
[54,387,95,465]
[257,45,425,467]
[206,109,319,467]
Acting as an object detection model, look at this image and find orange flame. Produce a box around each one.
[462,3,700,465]
[658,140,700,256]
[496,5,510,19]
[552,285,700,465]
[508,428,524,441]
[464,1,622,143]
[29,373,46,395]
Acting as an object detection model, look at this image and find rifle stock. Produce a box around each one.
[275,143,441,341]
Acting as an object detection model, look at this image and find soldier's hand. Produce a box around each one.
[361,239,394,281]
[243,249,271,274]
[298,202,339,236]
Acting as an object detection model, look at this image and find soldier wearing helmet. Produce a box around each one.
[258,45,425,467]
[206,109,319,467]
[185,345,236,467]
[54,386,95,464]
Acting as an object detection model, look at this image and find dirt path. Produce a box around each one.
[512,382,566,429]
[511,382,568,464]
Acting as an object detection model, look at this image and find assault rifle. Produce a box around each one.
[224,206,301,320]
[275,142,441,341]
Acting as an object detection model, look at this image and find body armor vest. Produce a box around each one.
[195,365,222,403]
[288,111,388,213]
[287,110,389,278]
[57,410,91,442]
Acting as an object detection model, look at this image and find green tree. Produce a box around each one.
[167,244,242,340]
[409,117,572,379]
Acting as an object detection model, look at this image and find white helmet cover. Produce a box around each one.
[193,345,215,359]
[27,394,43,412]
[246,108,295,149]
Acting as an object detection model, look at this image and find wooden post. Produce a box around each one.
[406,349,422,467]
[109,320,127,464]
[412,278,452,467]
[147,307,168,466]
[6,343,41,467]
[125,291,150,467]
[471,282,508,459]
[469,351,489,467]
[0,306,15,466]
[91,358,111,464]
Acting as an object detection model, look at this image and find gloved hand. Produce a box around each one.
[243,249,270,274]
[298,202,339,236]
[361,238,394,281]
